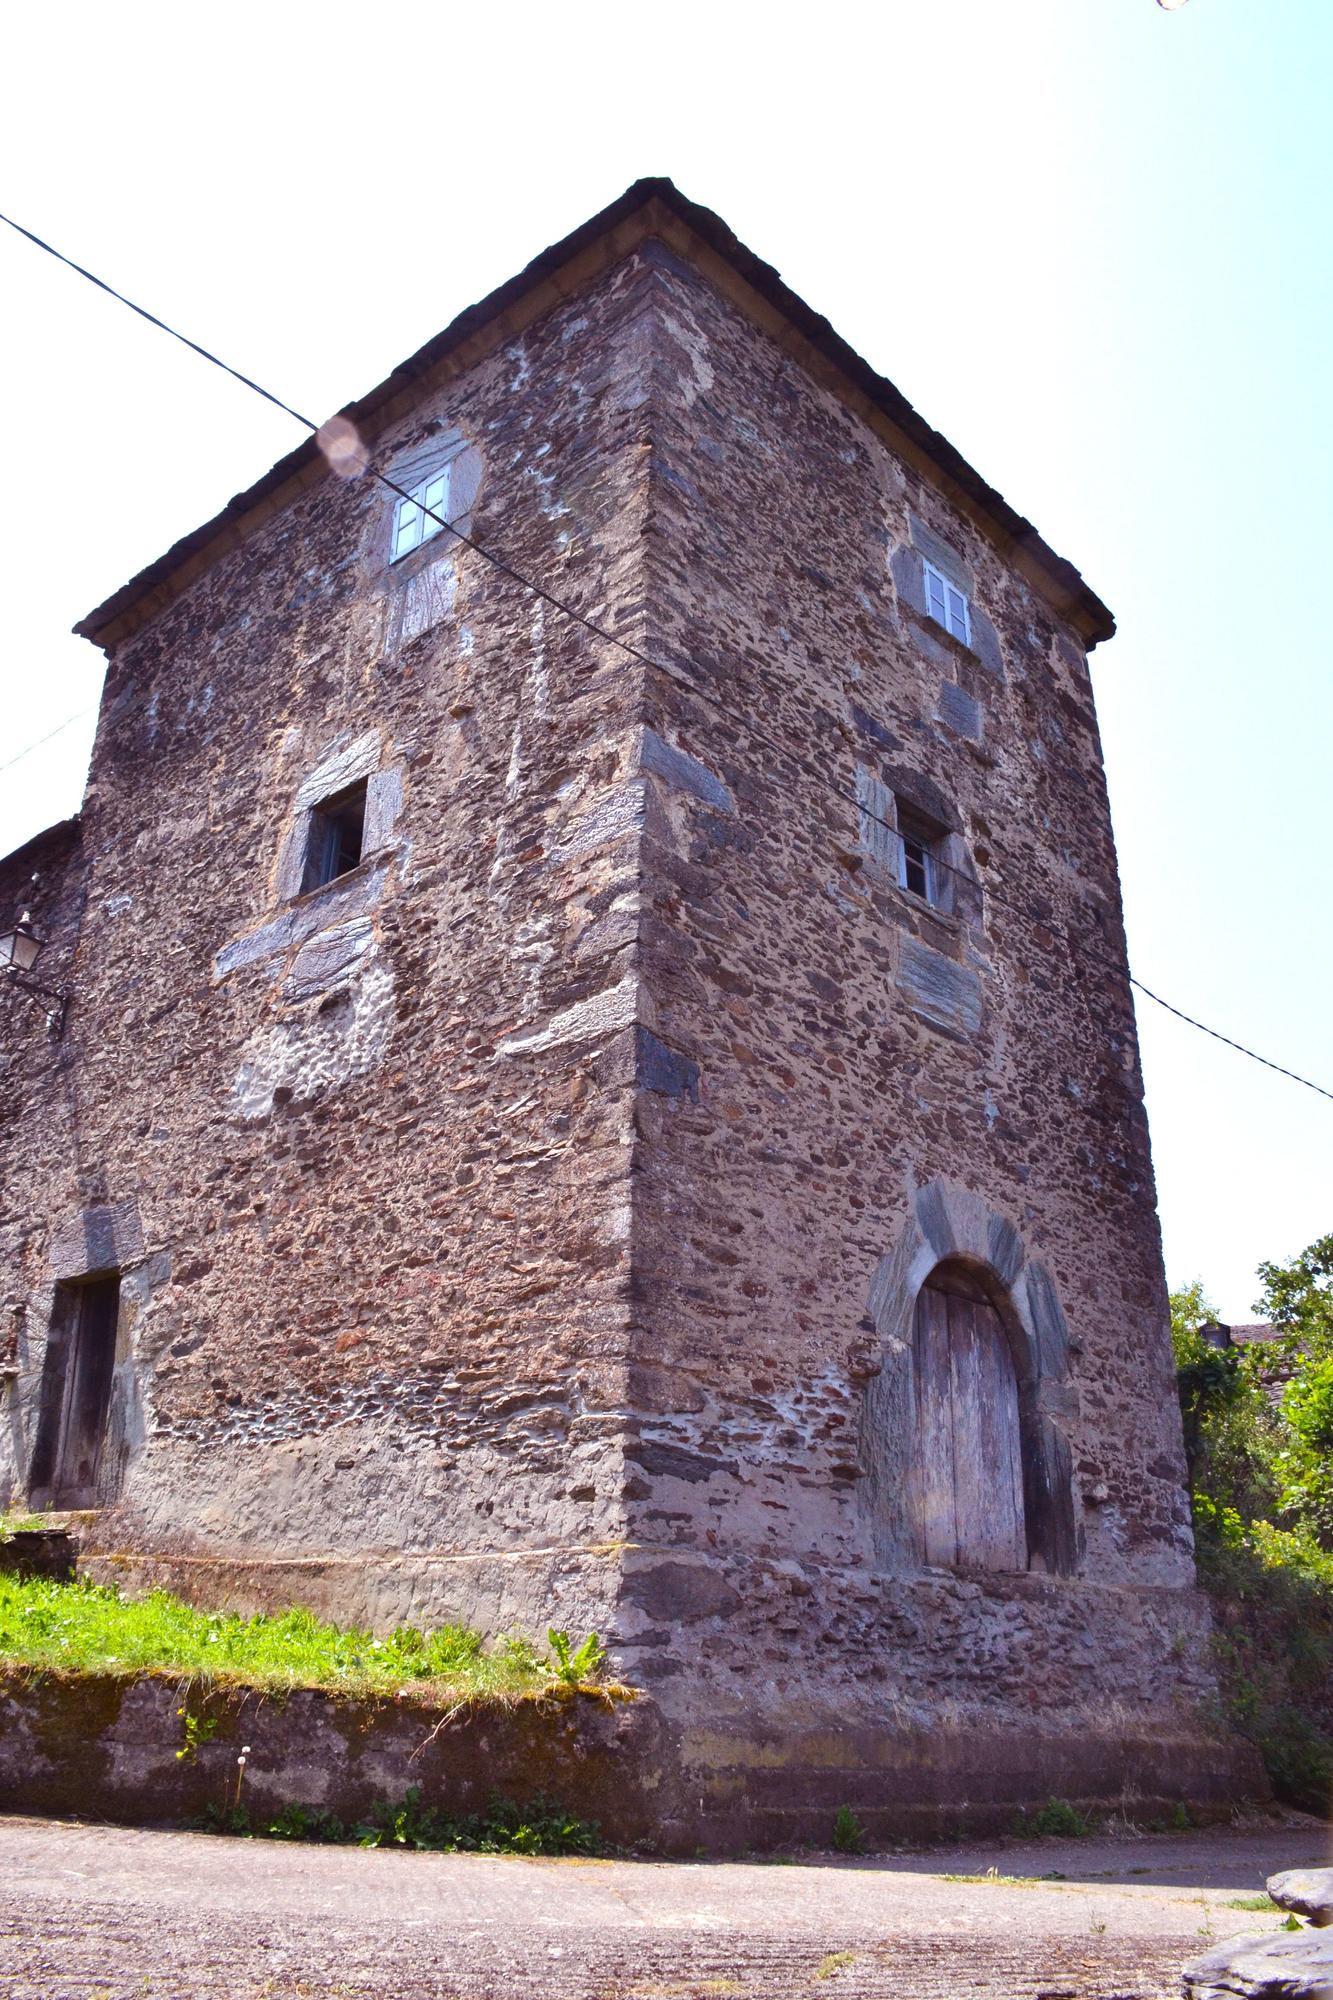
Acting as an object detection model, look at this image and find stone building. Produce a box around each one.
[0,179,1256,1839]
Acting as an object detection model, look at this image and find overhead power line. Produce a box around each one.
[2,203,1330,1109]
[0,704,97,777]
[1128,981,1333,1104]
[0,210,319,432]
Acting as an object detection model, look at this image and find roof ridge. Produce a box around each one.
[74,176,1113,651]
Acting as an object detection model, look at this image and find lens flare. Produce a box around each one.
[316,415,369,480]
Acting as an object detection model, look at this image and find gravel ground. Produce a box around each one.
[0,1812,1325,1999]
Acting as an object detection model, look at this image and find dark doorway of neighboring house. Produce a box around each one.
[908,1264,1027,1571]
[28,1276,121,1509]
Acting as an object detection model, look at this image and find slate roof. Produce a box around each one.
[75,177,1115,653]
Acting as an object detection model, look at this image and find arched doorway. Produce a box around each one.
[908,1261,1027,1571]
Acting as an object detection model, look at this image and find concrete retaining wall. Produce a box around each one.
[0,1667,1264,1855]
[0,1671,671,1847]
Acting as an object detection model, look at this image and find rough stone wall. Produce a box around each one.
[614,245,1221,1788]
[0,224,1249,1825]
[0,252,671,1636]
[0,816,88,1481]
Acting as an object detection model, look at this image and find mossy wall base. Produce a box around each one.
[0,1668,1266,1854]
[0,1671,670,1845]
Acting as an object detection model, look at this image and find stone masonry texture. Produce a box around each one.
[0,181,1260,1841]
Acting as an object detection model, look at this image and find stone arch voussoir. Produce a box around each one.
[860,1180,1080,1576]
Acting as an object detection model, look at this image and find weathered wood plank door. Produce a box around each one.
[909,1272,1027,1571]
[43,1278,119,1505]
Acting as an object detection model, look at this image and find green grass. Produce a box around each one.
[0,1571,618,1706]
[814,1952,857,1979]
[1226,1893,1280,1912]
[0,1513,48,1540]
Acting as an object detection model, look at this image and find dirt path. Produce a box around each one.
[0,1813,1325,1999]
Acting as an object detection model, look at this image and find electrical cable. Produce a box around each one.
[0,210,319,432]
[0,705,97,777]
[3,203,1330,1106]
[1126,981,1333,1104]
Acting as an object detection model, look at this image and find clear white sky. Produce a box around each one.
[1,1,1328,1319]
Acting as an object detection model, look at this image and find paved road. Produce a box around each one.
[0,1813,1325,1999]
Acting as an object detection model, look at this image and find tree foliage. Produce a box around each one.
[1256,1233,1333,1345]
[1171,1239,1333,1814]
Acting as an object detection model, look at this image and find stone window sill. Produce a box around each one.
[287,847,389,911]
[889,880,965,935]
[916,607,980,666]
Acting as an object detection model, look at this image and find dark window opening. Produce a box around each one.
[897,806,944,907]
[28,1276,121,1508]
[301,780,367,894]
[900,831,931,900]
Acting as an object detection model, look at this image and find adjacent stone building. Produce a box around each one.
[0,179,1257,1840]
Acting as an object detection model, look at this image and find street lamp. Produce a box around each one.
[0,910,68,1036]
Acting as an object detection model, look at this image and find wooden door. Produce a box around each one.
[910,1272,1026,1571]
[51,1279,119,1503]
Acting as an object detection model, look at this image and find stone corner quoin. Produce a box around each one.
[0,179,1257,1844]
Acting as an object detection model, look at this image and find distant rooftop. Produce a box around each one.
[1199,1320,1279,1349]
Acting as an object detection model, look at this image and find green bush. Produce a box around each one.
[831,1805,866,1854]
[1171,1251,1333,1813]
[1191,1500,1333,1815]
[1014,1798,1095,1839]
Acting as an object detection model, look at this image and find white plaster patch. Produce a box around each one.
[602,1201,633,1243]
[232,960,396,1119]
[660,311,715,401]
[491,608,553,897]
[522,460,570,522]
[511,913,557,1013]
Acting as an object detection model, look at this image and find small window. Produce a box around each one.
[392,467,451,561]
[897,807,942,906]
[923,559,971,646]
[301,780,367,894]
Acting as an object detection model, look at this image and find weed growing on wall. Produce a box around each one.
[547,1629,606,1686]
[1012,1799,1096,1840]
[175,1707,219,1761]
[199,1785,600,1856]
